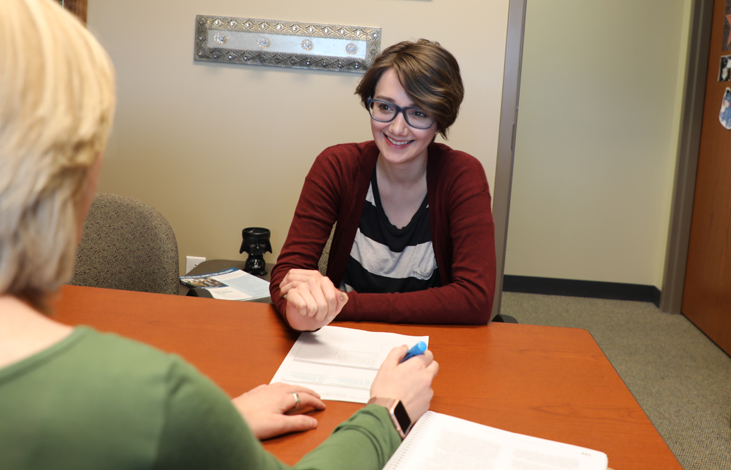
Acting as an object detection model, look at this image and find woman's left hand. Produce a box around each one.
[232,382,326,440]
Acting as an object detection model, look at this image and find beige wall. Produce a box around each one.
[506,0,692,289]
[87,0,510,273]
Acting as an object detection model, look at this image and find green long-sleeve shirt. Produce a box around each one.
[0,327,401,469]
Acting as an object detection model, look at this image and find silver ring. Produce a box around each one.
[293,392,301,409]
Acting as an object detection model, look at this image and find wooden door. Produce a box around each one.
[60,0,86,23]
[682,0,731,355]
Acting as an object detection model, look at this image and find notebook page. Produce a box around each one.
[384,412,608,470]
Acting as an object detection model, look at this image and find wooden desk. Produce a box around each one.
[53,285,682,469]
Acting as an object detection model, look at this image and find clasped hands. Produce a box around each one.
[280,269,348,331]
[233,345,438,441]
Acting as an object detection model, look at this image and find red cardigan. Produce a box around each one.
[270,141,496,324]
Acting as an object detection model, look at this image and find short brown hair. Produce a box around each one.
[356,39,464,139]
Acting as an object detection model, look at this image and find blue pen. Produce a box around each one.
[401,341,428,363]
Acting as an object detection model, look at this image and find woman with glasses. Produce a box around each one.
[270,40,496,331]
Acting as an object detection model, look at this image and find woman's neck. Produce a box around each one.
[0,295,72,369]
[376,152,428,187]
[376,155,428,229]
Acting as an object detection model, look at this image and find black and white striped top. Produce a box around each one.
[341,169,440,294]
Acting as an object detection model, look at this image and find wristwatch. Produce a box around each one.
[367,397,412,439]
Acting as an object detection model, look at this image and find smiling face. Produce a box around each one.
[370,68,438,170]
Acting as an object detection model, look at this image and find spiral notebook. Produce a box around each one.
[384,412,609,470]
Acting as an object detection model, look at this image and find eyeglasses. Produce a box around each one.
[366,99,435,129]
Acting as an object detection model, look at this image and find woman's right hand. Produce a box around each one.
[370,346,439,424]
[280,269,348,331]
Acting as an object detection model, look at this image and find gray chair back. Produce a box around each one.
[318,224,336,275]
[69,193,179,295]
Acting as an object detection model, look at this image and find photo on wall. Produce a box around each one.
[725,0,731,50]
[720,55,731,81]
[719,87,731,130]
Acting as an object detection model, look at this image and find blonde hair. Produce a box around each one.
[0,0,116,310]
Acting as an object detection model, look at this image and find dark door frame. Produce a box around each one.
[492,0,527,318]
[660,0,715,313]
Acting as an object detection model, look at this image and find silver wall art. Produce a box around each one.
[194,15,381,73]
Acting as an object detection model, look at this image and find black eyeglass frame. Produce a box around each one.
[365,98,435,130]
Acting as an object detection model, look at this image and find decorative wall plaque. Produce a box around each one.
[194,15,381,73]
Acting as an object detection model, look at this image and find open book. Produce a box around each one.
[384,412,609,470]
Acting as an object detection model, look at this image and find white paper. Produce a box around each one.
[209,269,270,300]
[271,326,429,403]
[385,412,608,470]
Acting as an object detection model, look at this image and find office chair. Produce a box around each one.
[317,225,336,276]
[69,193,179,295]
[492,312,518,323]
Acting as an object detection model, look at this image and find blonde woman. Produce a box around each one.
[0,1,438,468]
